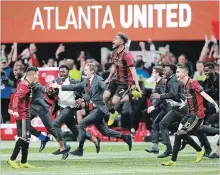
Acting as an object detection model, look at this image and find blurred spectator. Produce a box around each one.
[18,43,40,67]
[55,44,65,65]
[153,54,161,66]
[135,60,150,79]
[164,44,175,59]
[6,43,19,68]
[13,60,28,72]
[136,55,143,61]
[160,54,171,64]
[1,55,14,123]
[106,54,112,63]
[170,54,177,64]
[139,39,156,52]
[77,51,85,62]
[178,54,194,77]
[1,44,16,67]
[199,35,219,62]
[78,54,86,73]
[58,60,66,67]
[65,59,81,81]
[43,58,57,67]
[193,61,206,81]
[215,63,219,73]
[139,40,156,68]
[101,63,112,80]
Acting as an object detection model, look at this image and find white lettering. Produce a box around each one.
[154,4,166,28]
[148,4,153,28]
[166,4,178,27]
[43,7,54,30]
[66,7,78,29]
[32,7,44,30]
[134,4,147,28]
[120,5,133,28]
[179,4,191,27]
[91,5,103,29]
[32,4,192,31]
[55,7,66,30]
[78,6,91,29]
[102,6,115,28]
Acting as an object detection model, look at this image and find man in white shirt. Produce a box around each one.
[51,63,132,157]
[49,65,100,159]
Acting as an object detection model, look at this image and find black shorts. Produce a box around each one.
[181,115,203,134]
[107,80,129,98]
[16,119,31,142]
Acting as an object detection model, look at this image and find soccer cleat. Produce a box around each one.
[208,153,219,159]
[131,90,142,98]
[52,149,62,155]
[60,146,71,160]
[62,153,69,160]
[39,136,50,152]
[95,137,101,153]
[196,148,205,163]
[145,148,159,154]
[157,150,172,158]
[161,160,177,166]
[108,111,119,126]
[204,147,212,157]
[7,159,20,169]
[52,145,71,155]
[123,134,132,151]
[20,162,36,168]
[69,148,83,156]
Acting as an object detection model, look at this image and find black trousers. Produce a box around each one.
[171,115,203,162]
[78,108,122,147]
[198,112,219,147]
[16,119,31,142]
[30,108,57,138]
[159,109,183,146]
[204,112,219,124]
[53,107,92,142]
[10,118,31,163]
[151,109,167,143]
[130,97,146,130]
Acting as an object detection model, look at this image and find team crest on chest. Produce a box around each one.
[115,56,123,66]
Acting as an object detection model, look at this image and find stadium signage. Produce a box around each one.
[31,4,192,30]
[2,1,218,42]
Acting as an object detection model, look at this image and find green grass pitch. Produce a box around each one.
[1,141,219,175]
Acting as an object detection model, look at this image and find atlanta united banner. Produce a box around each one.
[1,1,218,42]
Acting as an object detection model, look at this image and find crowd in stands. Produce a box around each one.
[1,35,219,137]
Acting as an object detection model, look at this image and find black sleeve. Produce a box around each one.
[33,83,46,93]
[160,80,179,100]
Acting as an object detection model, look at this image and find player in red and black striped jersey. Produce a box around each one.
[8,67,39,169]
[162,64,219,166]
[103,32,143,126]
[8,62,56,153]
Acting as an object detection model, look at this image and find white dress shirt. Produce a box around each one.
[89,75,95,86]
[58,78,76,108]
[88,75,95,106]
